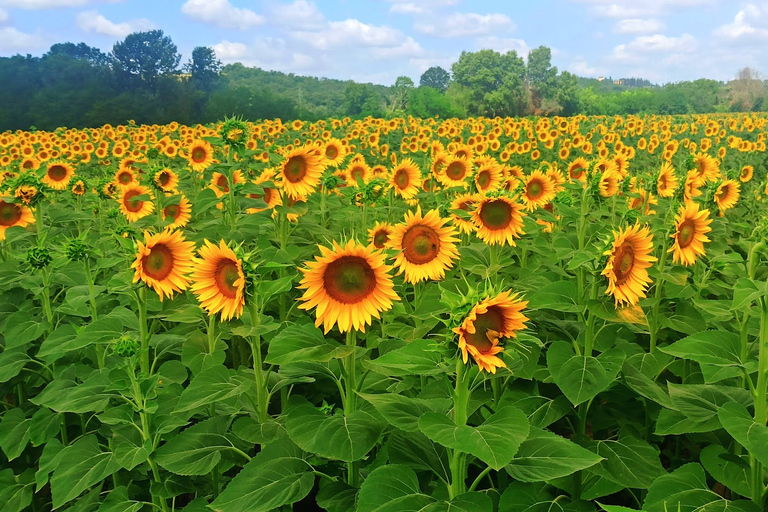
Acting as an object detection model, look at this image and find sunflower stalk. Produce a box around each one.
[751,296,768,505]
[250,296,270,425]
[83,261,104,369]
[649,236,669,354]
[449,359,469,498]
[137,287,150,375]
[344,329,359,487]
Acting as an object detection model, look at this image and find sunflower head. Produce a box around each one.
[26,246,53,270]
[602,224,658,306]
[64,237,89,262]
[190,240,246,321]
[220,117,250,148]
[132,230,196,301]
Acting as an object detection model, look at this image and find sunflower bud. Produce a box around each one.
[64,237,89,262]
[114,334,139,357]
[322,174,341,190]
[623,208,640,226]
[26,246,52,269]
[220,117,250,148]
[146,147,160,159]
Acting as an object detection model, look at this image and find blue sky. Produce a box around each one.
[0,0,763,85]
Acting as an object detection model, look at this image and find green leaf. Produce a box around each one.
[317,480,357,512]
[3,310,49,349]
[358,392,451,432]
[526,280,582,312]
[50,435,120,509]
[0,469,34,512]
[173,365,250,413]
[286,403,385,462]
[548,342,625,406]
[232,416,286,445]
[97,486,143,512]
[499,481,566,512]
[718,402,768,469]
[506,428,602,482]
[257,275,294,303]
[730,278,764,311]
[29,407,60,446]
[364,338,448,376]
[31,371,114,413]
[643,463,758,512]
[699,445,751,498]
[419,406,529,470]
[113,434,151,471]
[421,493,494,512]
[0,346,29,383]
[660,330,742,368]
[591,434,666,489]
[655,409,721,435]
[38,316,123,362]
[501,393,571,429]
[265,323,354,365]
[193,188,221,215]
[0,408,30,460]
[356,465,437,512]
[669,383,752,423]
[621,359,674,409]
[387,431,451,484]
[155,416,234,476]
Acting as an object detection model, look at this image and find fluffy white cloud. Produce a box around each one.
[474,36,529,57]
[569,58,605,76]
[390,3,425,14]
[293,19,405,50]
[268,0,325,30]
[614,18,665,34]
[0,7,7,22]
[181,0,264,31]
[414,12,514,38]
[715,4,768,41]
[611,33,697,67]
[370,36,424,59]
[572,0,715,19]
[0,26,45,51]
[0,0,120,7]
[76,10,153,37]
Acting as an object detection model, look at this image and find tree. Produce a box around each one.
[112,30,181,90]
[46,42,111,68]
[185,46,222,93]
[388,75,414,113]
[451,49,527,117]
[729,67,764,112]
[419,66,450,92]
[407,86,459,118]
[527,46,558,112]
[343,83,383,117]
[556,71,580,116]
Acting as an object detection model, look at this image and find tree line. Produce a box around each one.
[0,30,765,131]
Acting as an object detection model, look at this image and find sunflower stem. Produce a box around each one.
[137,287,150,375]
[344,329,359,487]
[751,296,768,505]
[649,237,668,354]
[40,267,54,331]
[83,261,104,369]
[449,359,469,499]
[250,298,269,425]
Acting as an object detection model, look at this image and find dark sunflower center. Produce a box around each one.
[527,180,543,199]
[48,165,67,181]
[741,168,750,179]
[322,256,376,304]
[216,175,230,192]
[446,162,466,180]
[394,169,410,188]
[477,171,491,189]
[614,245,635,284]
[402,225,440,265]
[191,147,207,163]
[479,200,513,230]
[373,230,390,249]
[284,156,307,183]
[458,201,472,211]
[678,221,695,248]
[570,167,584,179]
[0,202,22,226]
[214,259,241,299]
[326,146,338,159]
[716,186,728,200]
[350,166,365,183]
[142,244,174,281]
[124,190,144,212]
[159,172,171,186]
[118,171,132,184]
[659,176,667,188]
[22,160,34,170]
[163,204,180,220]
[463,307,505,353]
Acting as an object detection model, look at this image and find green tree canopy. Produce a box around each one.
[112,30,181,90]
[451,49,527,117]
[419,66,450,92]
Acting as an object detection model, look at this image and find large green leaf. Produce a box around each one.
[419,406,529,470]
[590,434,666,489]
[97,486,144,512]
[717,402,768,469]
[655,409,721,435]
[548,342,625,406]
[364,338,449,376]
[173,365,250,413]
[660,330,742,368]
[37,316,123,362]
[730,278,764,311]
[669,383,752,423]
[421,493,494,512]
[50,435,120,509]
[387,431,451,485]
[265,323,354,365]
[506,428,602,482]
[0,469,34,512]
[358,392,451,432]
[0,345,30,383]
[286,403,385,462]
[501,392,571,429]
[699,445,751,498]
[3,310,49,349]
[498,481,567,512]
[0,408,30,461]
[29,407,60,446]
[316,480,357,512]
[31,371,114,413]
[155,416,235,475]
[356,465,437,512]
[526,280,581,312]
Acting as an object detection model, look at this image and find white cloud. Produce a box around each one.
[611,33,697,66]
[76,10,153,37]
[370,36,424,59]
[573,0,716,19]
[390,3,425,14]
[415,12,514,38]
[569,58,605,76]
[0,7,7,22]
[269,0,325,30]
[614,18,665,34]
[212,40,249,61]
[474,36,529,57]
[715,4,768,41]
[0,26,45,51]
[293,19,405,50]
[181,0,264,31]
[0,0,119,7]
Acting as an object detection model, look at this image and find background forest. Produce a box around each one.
[0,29,765,131]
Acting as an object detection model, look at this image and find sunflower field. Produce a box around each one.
[1,113,768,512]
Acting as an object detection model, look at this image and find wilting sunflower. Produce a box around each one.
[568,157,589,182]
[521,170,556,211]
[602,224,657,306]
[162,195,192,230]
[190,240,245,321]
[389,158,421,199]
[279,145,326,199]
[132,230,195,301]
[740,165,754,183]
[439,156,471,188]
[450,192,481,235]
[453,290,528,374]
[0,198,35,241]
[187,139,215,172]
[119,184,154,222]
[668,201,712,266]
[599,170,621,198]
[656,162,678,198]
[368,221,394,249]
[388,208,460,284]
[15,185,39,205]
[714,179,740,213]
[471,195,526,246]
[297,239,399,333]
[154,168,179,193]
[42,161,75,190]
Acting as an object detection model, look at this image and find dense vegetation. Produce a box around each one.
[0,29,767,132]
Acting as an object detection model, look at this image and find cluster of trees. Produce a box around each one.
[0,30,767,131]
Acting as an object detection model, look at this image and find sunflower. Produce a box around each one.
[367,221,394,249]
[187,139,215,172]
[602,224,657,306]
[132,230,195,301]
[162,195,192,230]
[71,180,86,196]
[297,239,399,333]
[599,170,621,198]
[210,170,246,198]
[740,165,754,183]
[439,156,471,188]
[691,152,720,183]
[473,160,504,193]
[190,240,246,321]
[247,170,282,214]
[453,290,529,374]
[279,145,326,199]
[521,170,556,211]
[389,158,421,199]
[343,159,371,187]
[114,168,137,186]
[42,161,75,190]
[119,184,154,222]
[471,195,526,246]
[656,162,678,198]
[0,198,35,241]
[323,138,347,167]
[714,179,740,213]
[450,192,481,235]
[154,168,179,193]
[668,201,712,266]
[15,185,38,205]
[684,170,704,201]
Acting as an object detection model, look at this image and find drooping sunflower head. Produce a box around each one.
[279,145,326,199]
[568,158,589,182]
[0,198,35,241]
[521,170,556,211]
[388,207,460,284]
[656,162,678,198]
[714,179,740,213]
[42,161,75,190]
[190,240,246,321]
[187,139,215,173]
[598,170,621,198]
[691,152,720,183]
[453,290,529,374]
[668,201,712,266]
[368,221,394,249]
[162,195,192,230]
[684,170,704,201]
[132,230,196,301]
[71,179,86,196]
[601,223,658,306]
[119,184,155,223]
[471,195,526,246]
[297,239,399,333]
[389,158,422,199]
